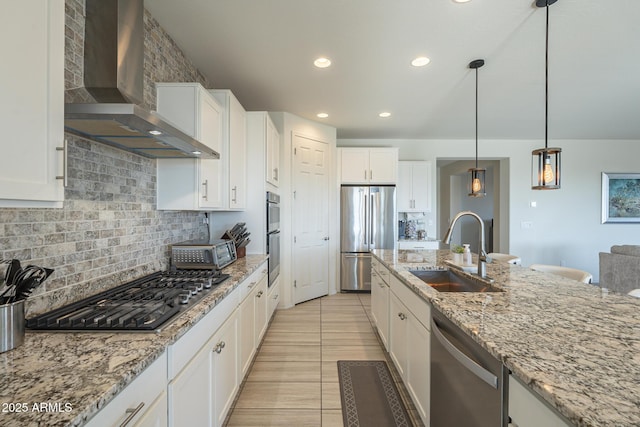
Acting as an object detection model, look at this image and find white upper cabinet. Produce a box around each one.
[157,84,247,211]
[339,148,398,184]
[265,116,280,187]
[211,90,247,210]
[397,161,431,212]
[0,1,65,208]
[247,112,280,189]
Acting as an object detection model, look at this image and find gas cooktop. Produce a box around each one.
[26,269,229,332]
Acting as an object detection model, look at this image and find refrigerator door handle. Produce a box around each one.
[370,193,374,247]
[364,194,368,245]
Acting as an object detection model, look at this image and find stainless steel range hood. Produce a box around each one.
[64,0,218,159]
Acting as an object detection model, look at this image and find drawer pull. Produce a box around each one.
[398,312,407,320]
[119,402,144,427]
[248,281,257,289]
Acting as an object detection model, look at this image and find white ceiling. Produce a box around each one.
[145,0,640,140]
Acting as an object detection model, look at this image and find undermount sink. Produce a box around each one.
[409,269,502,293]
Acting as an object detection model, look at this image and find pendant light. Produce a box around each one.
[468,59,486,197]
[532,0,561,190]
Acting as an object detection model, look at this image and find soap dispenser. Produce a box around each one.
[463,244,472,266]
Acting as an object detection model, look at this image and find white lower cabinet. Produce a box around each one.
[509,374,572,427]
[133,391,168,427]
[170,340,214,426]
[406,312,430,424]
[170,312,237,427]
[212,315,238,427]
[254,276,268,345]
[389,293,409,378]
[238,287,256,377]
[371,268,389,350]
[238,268,268,377]
[267,277,281,319]
[386,270,431,426]
[85,352,167,427]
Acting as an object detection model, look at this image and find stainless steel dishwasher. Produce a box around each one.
[430,307,508,427]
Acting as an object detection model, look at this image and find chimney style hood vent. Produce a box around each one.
[64,0,219,159]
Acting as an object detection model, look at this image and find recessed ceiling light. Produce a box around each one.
[317,113,329,119]
[379,112,391,118]
[411,56,431,67]
[453,0,472,3]
[192,151,201,155]
[314,57,331,68]
[148,130,162,136]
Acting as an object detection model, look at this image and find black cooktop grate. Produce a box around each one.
[26,270,229,331]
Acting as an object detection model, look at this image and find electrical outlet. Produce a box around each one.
[521,221,533,229]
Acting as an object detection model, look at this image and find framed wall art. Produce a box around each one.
[602,172,640,223]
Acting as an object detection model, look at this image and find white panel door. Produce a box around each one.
[293,134,330,304]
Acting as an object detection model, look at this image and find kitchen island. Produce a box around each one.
[372,249,640,427]
[0,255,268,427]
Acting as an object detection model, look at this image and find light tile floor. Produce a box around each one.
[225,292,425,427]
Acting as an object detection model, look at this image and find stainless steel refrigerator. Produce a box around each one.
[340,185,396,291]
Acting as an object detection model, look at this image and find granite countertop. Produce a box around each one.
[372,249,640,427]
[0,255,268,427]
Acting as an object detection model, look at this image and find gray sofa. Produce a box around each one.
[599,245,640,294]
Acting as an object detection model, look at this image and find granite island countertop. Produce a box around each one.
[372,249,640,427]
[0,255,268,427]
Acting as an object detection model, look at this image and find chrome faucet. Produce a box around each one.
[443,211,487,278]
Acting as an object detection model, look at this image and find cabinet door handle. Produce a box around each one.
[214,341,226,354]
[231,186,237,203]
[119,402,145,427]
[202,180,209,200]
[256,290,263,298]
[370,169,373,180]
[274,167,279,181]
[273,294,279,300]
[398,312,407,320]
[55,140,68,187]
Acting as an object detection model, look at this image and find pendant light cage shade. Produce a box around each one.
[468,167,486,197]
[532,147,561,189]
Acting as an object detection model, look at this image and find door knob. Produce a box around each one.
[323,236,330,241]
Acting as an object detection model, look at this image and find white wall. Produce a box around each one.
[338,138,640,282]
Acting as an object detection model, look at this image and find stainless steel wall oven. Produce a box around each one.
[266,192,280,287]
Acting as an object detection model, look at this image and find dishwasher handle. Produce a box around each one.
[431,316,498,389]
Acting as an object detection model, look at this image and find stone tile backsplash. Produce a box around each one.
[0,1,215,316]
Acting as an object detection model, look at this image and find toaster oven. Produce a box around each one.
[171,239,237,270]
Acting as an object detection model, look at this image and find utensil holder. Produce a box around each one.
[0,299,25,353]
[236,246,246,258]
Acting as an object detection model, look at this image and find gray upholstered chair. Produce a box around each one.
[599,245,640,294]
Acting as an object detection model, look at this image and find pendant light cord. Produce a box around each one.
[545,2,549,150]
[475,65,479,169]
